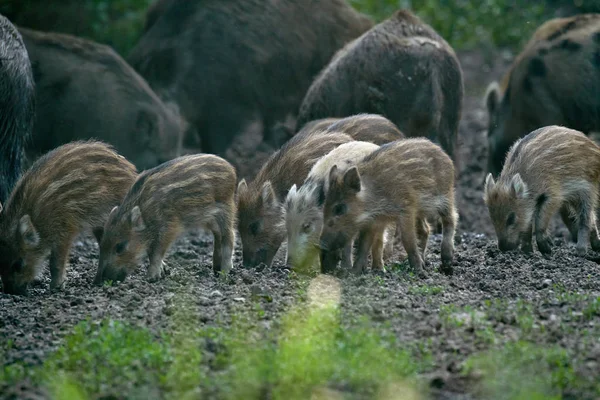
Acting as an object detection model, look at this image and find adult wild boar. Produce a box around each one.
[0,14,35,204]
[127,0,373,156]
[19,28,184,170]
[484,14,600,178]
[296,9,464,164]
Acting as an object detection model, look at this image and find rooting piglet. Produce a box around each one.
[95,154,237,284]
[285,140,389,273]
[237,131,354,268]
[320,138,458,277]
[0,140,137,295]
[484,125,600,256]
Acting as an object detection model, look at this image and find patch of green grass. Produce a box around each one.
[408,284,443,296]
[463,341,581,400]
[0,301,430,399]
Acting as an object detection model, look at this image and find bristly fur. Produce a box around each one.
[0,140,137,294]
[484,125,600,256]
[97,153,237,283]
[285,140,381,271]
[237,131,354,268]
[320,138,458,277]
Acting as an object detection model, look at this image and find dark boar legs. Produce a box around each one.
[49,238,75,291]
[398,212,427,278]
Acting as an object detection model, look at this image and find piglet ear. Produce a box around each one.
[343,167,361,193]
[130,206,146,232]
[19,215,39,247]
[510,173,528,199]
[328,165,339,185]
[261,181,277,207]
[483,173,495,203]
[237,179,248,196]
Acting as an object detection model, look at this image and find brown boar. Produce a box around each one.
[484,14,600,178]
[320,138,458,277]
[237,131,354,268]
[18,27,184,171]
[296,10,464,164]
[0,140,138,295]
[127,0,373,156]
[95,154,237,284]
[483,125,600,256]
[285,140,385,273]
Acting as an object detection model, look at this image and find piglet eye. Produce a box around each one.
[249,221,260,236]
[506,212,516,226]
[115,241,128,255]
[333,203,346,216]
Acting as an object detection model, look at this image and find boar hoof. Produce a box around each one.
[351,264,365,275]
[536,236,553,255]
[576,244,588,257]
[49,279,66,292]
[521,242,533,254]
[147,268,165,283]
[439,262,453,276]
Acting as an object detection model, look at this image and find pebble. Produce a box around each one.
[210,290,223,298]
[542,278,552,288]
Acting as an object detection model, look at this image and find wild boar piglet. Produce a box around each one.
[95,154,237,284]
[285,140,389,273]
[484,125,600,256]
[237,131,354,268]
[320,138,458,277]
[0,140,137,295]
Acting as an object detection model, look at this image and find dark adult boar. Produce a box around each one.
[127,0,373,156]
[0,14,35,204]
[297,9,464,164]
[484,14,600,178]
[19,28,184,170]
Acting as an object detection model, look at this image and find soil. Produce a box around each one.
[2,49,599,400]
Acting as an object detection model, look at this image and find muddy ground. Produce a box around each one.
[1,49,600,399]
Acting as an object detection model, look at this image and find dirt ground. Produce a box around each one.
[1,49,600,399]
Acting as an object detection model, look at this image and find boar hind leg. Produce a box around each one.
[559,204,579,242]
[534,196,563,255]
[398,212,426,278]
[49,239,75,291]
[416,217,430,260]
[352,227,376,275]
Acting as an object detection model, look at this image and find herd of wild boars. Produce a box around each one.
[0,2,599,295]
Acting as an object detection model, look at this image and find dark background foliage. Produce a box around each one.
[1,0,598,57]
